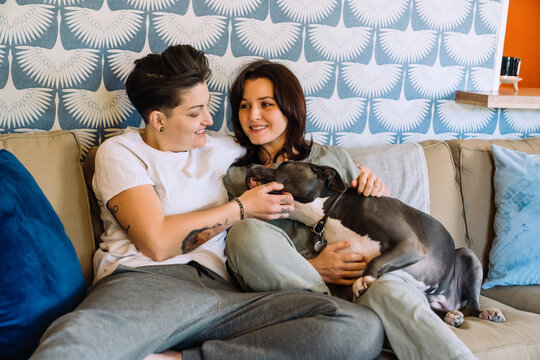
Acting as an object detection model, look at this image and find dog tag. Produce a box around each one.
[314,238,327,252]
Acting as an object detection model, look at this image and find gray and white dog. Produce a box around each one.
[246,161,505,327]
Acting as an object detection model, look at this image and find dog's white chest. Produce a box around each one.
[292,199,381,261]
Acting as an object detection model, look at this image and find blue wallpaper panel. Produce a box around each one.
[0,0,539,155]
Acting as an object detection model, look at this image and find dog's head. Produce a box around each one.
[245,162,348,203]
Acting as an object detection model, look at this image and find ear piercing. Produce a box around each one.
[159,127,164,132]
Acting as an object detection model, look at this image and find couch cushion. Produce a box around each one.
[482,145,540,290]
[377,294,540,359]
[419,141,467,249]
[0,149,86,359]
[451,296,540,360]
[0,131,95,285]
[446,138,540,273]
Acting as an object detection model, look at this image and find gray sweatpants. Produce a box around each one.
[31,262,384,360]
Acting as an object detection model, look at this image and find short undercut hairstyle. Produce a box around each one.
[125,44,211,123]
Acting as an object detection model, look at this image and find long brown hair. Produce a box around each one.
[229,60,312,166]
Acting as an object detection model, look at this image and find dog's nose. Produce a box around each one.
[246,177,260,189]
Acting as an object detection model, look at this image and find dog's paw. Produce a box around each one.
[479,308,505,323]
[353,276,376,297]
[444,310,464,327]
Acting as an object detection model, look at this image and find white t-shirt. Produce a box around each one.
[92,128,244,283]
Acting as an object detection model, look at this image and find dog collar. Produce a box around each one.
[312,185,350,252]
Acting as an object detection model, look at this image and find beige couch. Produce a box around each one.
[1,130,539,359]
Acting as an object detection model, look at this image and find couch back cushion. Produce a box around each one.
[0,131,95,285]
[446,138,540,273]
[420,141,467,249]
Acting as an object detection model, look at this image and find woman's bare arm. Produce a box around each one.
[107,182,293,261]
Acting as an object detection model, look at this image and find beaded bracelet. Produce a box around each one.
[232,197,245,220]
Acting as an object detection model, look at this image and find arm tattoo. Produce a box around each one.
[182,223,223,253]
[107,203,130,234]
[108,204,119,215]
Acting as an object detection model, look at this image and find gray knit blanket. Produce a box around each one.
[345,143,430,213]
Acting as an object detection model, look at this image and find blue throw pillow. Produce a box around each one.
[482,145,540,290]
[0,149,86,359]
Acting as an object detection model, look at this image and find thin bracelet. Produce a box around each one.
[232,197,245,220]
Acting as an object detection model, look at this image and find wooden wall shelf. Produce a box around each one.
[455,88,540,109]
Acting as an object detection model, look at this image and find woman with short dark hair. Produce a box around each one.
[30,46,384,360]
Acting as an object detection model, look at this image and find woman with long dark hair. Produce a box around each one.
[224,60,476,360]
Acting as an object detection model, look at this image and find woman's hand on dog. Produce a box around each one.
[352,163,390,197]
[239,182,294,221]
[308,242,367,285]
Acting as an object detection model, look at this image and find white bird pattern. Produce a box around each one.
[335,106,395,146]
[347,0,409,28]
[443,4,497,67]
[206,40,261,93]
[503,109,540,135]
[153,2,227,51]
[205,0,264,17]
[379,20,437,64]
[415,0,473,31]
[61,58,133,128]
[478,0,502,33]
[0,0,54,46]
[0,0,531,147]
[308,4,371,62]
[274,43,334,96]
[0,51,53,129]
[437,100,494,133]
[373,86,431,132]
[408,36,464,99]
[15,13,100,89]
[127,0,177,12]
[234,12,301,58]
[307,67,365,132]
[64,2,144,48]
[342,32,402,98]
[276,0,338,23]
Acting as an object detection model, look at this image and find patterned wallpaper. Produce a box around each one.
[1,0,539,155]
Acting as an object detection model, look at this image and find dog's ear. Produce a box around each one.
[312,165,348,192]
[326,169,347,192]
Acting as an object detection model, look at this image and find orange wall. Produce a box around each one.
[502,0,540,87]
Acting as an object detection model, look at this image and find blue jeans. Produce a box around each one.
[226,219,477,360]
[31,262,383,360]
